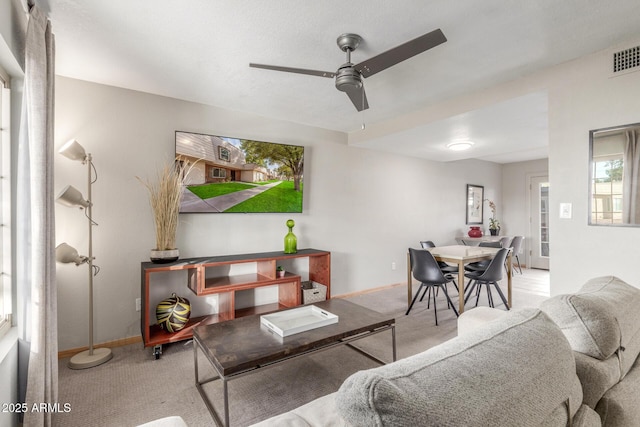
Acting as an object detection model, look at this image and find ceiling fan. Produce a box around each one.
[250,28,447,112]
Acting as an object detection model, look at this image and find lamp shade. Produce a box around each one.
[59,139,87,162]
[57,185,91,208]
[55,243,88,265]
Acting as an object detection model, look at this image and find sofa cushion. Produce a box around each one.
[595,355,640,426]
[573,404,605,427]
[574,351,621,408]
[136,417,188,427]
[249,393,346,427]
[335,309,584,427]
[540,276,640,376]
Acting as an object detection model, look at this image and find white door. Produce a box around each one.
[530,176,549,270]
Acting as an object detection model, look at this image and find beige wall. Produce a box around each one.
[53,33,640,352]
[54,76,503,350]
[0,0,26,75]
[351,33,640,295]
[547,38,640,293]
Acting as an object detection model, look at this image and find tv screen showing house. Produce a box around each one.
[175,131,304,213]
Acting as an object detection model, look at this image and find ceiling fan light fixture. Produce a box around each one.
[335,65,362,92]
[447,141,474,151]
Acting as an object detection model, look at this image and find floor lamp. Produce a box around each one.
[55,139,112,369]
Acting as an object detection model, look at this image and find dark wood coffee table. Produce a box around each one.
[193,298,396,426]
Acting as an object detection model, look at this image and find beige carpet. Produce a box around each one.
[55,271,548,426]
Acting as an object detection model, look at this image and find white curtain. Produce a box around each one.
[623,129,640,224]
[17,4,58,426]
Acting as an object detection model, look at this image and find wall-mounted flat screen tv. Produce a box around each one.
[175,131,304,213]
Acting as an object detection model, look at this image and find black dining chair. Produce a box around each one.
[406,248,459,325]
[464,248,511,310]
[464,241,502,274]
[462,241,503,303]
[419,241,459,308]
[420,241,459,274]
[509,236,524,274]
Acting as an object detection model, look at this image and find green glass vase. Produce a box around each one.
[284,219,297,254]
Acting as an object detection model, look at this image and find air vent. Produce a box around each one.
[612,46,640,74]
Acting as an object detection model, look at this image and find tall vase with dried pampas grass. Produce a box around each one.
[138,158,193,263]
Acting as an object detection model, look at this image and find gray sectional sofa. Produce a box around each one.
[540,276,640,426]
[251,276,640,426]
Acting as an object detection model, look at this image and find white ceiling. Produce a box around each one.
[43,0,640,163]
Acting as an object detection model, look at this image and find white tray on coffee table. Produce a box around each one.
[260,305,339,337]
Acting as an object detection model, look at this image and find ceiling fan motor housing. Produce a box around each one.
[335,64,362,92]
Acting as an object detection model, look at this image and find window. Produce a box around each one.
[591,155,623,224]
[539,183,550,257]
[218,146,230,162]
[210,168,226,179]
[589,125,640,226]
[0,67,11,338]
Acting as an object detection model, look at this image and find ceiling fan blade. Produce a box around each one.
[355,28,447,78]
[345,85,369,112]
[250,63,335,78]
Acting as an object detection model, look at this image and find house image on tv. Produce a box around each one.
[176,131,272,184]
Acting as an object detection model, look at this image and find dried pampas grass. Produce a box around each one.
[138,158,194,251]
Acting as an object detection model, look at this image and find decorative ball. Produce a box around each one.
[286,219,295,228]
[156,293,191,333]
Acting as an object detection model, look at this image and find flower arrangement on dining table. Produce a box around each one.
[485,199,500,232]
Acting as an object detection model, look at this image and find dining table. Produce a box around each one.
[406,245,512,314]
[456,235,511,246]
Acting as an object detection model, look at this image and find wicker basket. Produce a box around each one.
[301,281,327,304]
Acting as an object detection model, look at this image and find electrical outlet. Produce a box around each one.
[135,298,141,312]
[391,262,396,270]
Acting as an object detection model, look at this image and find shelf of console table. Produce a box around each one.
[140,249,331,353]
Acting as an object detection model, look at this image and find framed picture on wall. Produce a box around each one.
[466,184,484,224]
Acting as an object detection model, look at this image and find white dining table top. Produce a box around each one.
[425,245,500,260]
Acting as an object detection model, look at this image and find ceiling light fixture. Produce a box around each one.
[447,141,474,151]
